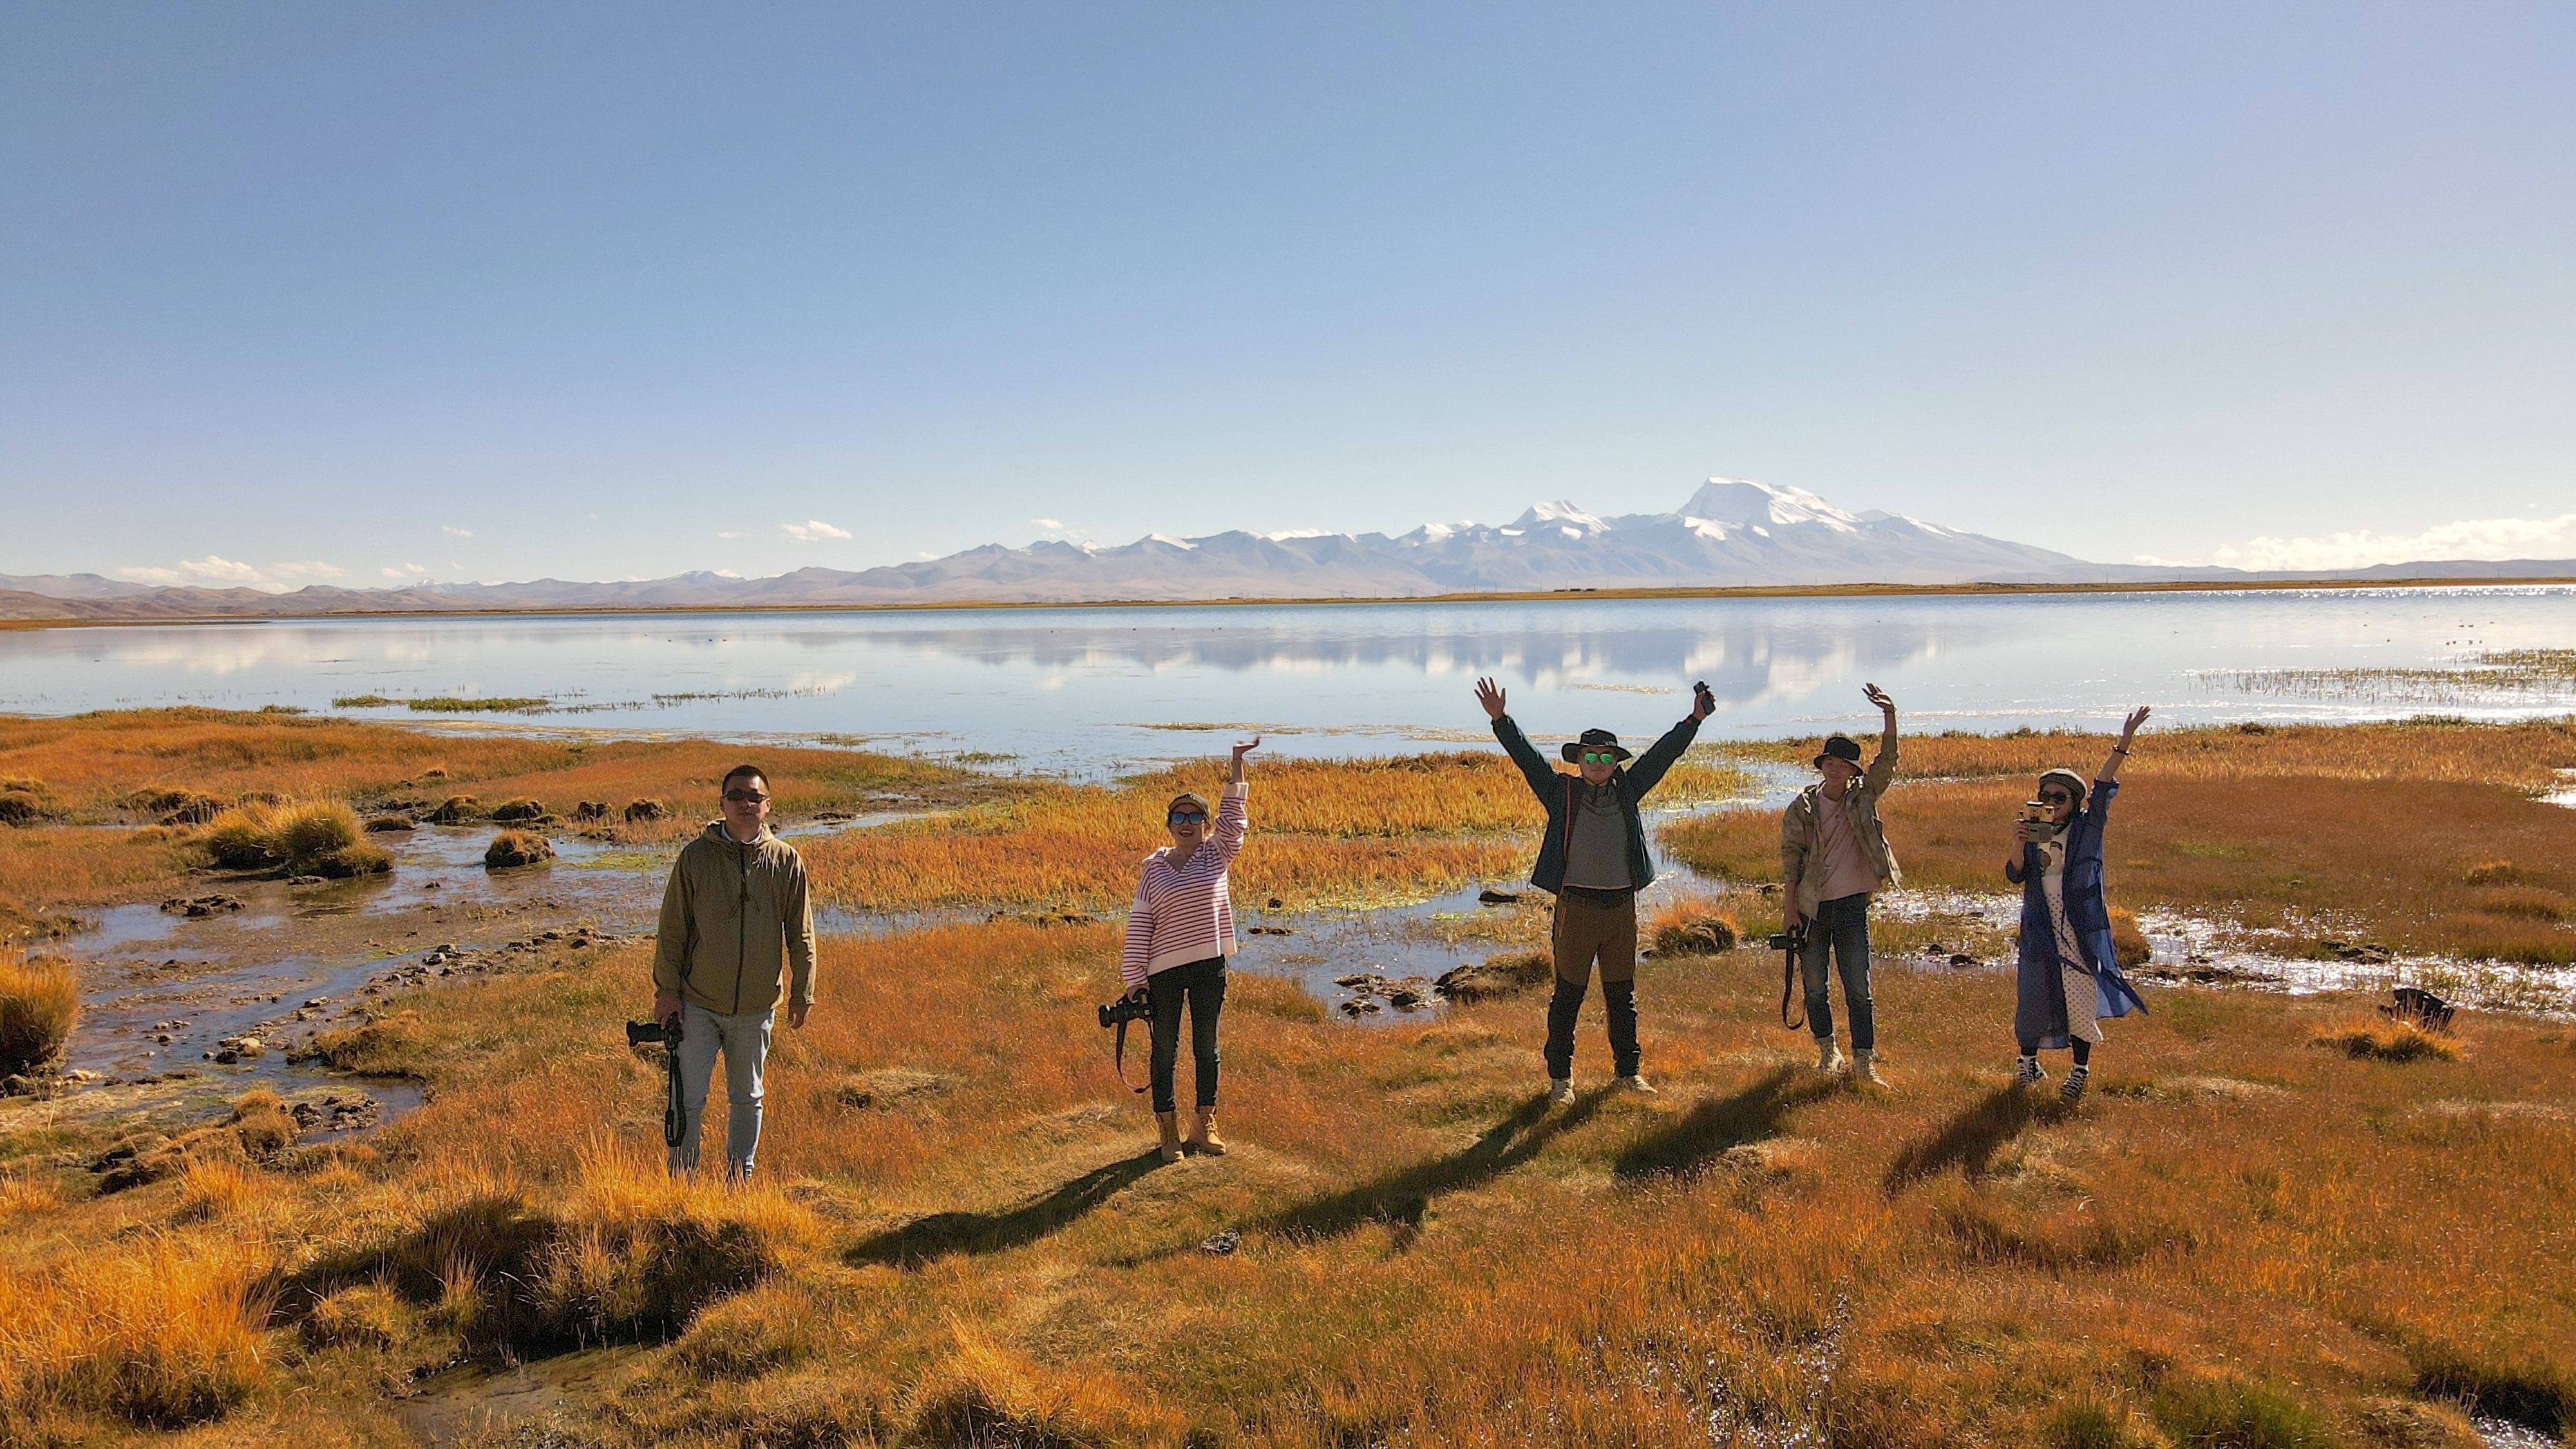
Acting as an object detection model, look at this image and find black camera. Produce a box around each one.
[1097,994,1152,1030]
[1766,924,1808,952]
[625,1018,679,1048]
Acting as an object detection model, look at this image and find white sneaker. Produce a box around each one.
[2014,1056,2046,1088]
[1616,1074,1657,1095]
[1814,1040,1844,1074]
[1548,1077,1576,1106]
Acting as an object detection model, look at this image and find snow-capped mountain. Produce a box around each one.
[8,477,2568,620]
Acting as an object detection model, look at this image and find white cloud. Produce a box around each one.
[917,551,937,560]
[442,525,473,538]
[713,569,743,579]
[115,555,346,592]
[1030,518,1066,531]
[781,519,851,542]
[2132,554,2186,567]
[1028,517,1092,544]
[267,560,346,581]
[381,562,426,578]
[716,531,744,540]
[2210,513,2576,572]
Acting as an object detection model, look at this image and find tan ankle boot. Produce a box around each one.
[1155,1111,1183,1164]
[1188,1107,1227,1156]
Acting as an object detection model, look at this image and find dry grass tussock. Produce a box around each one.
[8,916,2569,1444]
[802,748,1746,913]
[201,799,391,879]
[1669,722,2576,963]
[0,949,79,1076]
[2314,1016,2464,1063]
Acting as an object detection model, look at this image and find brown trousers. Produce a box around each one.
[1552,889,1638,985]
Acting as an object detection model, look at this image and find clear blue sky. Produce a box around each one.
[3,2,2570,587]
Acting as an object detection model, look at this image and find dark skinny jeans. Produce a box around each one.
[1801,892,1876,1052]
[1147,955,1227,1114]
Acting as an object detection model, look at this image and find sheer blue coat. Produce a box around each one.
[2007,779,2149,1049]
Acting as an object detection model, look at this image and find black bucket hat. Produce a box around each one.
[1561,728,1632,764]
[1814,734,1862,769]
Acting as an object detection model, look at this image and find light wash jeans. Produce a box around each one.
[669,1000,775,1180]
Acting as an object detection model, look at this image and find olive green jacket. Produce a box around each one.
[652,822,817,1016]
[1779,718,1902,914]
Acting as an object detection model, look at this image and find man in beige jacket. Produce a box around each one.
[650,764,817,1179]
[1780,684,1899,1084]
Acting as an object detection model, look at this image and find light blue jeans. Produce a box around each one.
[670,1001,775,1180]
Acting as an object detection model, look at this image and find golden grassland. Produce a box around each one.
[3,922,2571,1446]
[799,749,1748,914]
[1665,719,2576,963]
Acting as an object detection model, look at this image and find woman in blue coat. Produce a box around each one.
[2006,706,2152,1104]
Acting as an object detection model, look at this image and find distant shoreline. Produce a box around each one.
[5,572,2575,630]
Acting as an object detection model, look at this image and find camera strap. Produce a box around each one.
[1112,1017,1147,1095]
[1779,927,1806,1032]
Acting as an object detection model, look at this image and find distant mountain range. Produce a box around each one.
[6,478,2571,620]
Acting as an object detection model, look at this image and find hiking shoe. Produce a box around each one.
[1548,1077,1577,1106]
[1187,1107,1228,1156]
[1814,1040,1844,1074]
[1616,1074,1657,1095]
[2014,1056,2046,1088]
[1155,1110,1184,1164]
[1850,1050,1886,1088]
[2060,1066,2088,1105]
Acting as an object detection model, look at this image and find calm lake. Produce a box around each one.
[5,586,2571,773]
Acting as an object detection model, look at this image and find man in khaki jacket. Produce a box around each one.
[651,764,817,1179]
[1780,684,1899,1084]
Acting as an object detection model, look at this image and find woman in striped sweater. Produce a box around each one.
[1122,735,1258,1162]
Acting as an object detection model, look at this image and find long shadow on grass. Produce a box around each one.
[1255,1090,1609,1250]
[1611,1066,1841,1183]
[1882,1087,2064,1194]
[847,1148,1164,1268]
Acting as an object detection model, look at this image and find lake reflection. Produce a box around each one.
[4,587,2570,774]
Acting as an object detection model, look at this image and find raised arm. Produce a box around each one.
[1477,677,1559,802]
[1861,683,1899,794]
[2098,706,2149,786]
[1624,681,1716,797]
[1211,737,1257,864]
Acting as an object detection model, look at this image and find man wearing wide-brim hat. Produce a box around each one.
[1780,683,1902,1086]
[1476,676,1715,1105]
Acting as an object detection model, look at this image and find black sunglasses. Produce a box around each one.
[1168,810,1208,826]
[723,790,770,804]
[2038,789,2074,804]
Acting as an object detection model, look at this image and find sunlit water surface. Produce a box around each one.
[3,587,2570,773]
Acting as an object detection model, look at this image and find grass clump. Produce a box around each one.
[482,829,554,870]
[2152,1374,2332,1447]
[401,696,553,713]
[2412,1342,2570,1435]
[200,799,392,878]
[298,1283,412,1352]
[2313,1017,2463,1063]
[0,950,79,1077]
[0,1235,272,1432]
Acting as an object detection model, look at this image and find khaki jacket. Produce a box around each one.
[1780,719,1901,915]
[652,822,817,1016]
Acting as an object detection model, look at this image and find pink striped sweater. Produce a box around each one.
[1121,782,1250,988]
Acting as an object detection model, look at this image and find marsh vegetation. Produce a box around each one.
[1,710,2571,1445]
